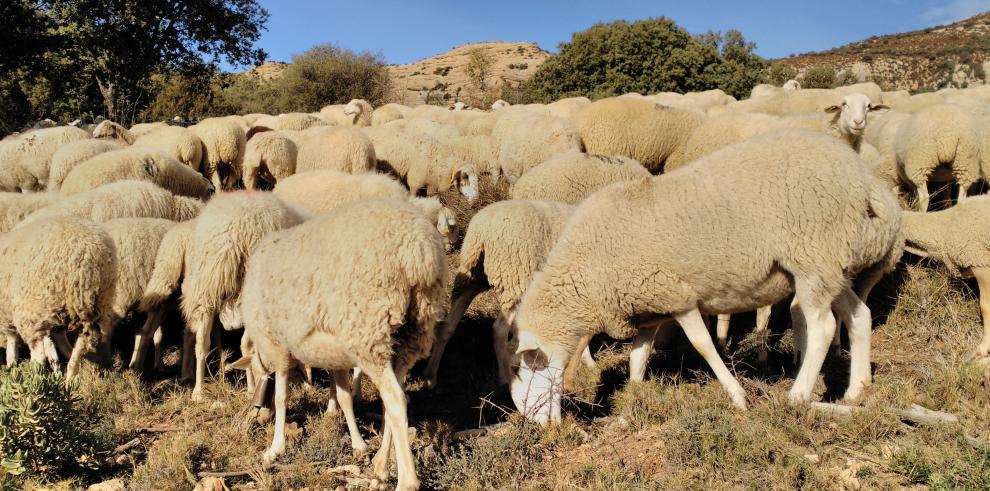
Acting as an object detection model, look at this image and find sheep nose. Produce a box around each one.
[206,181,216,193]
[853,119,864,127]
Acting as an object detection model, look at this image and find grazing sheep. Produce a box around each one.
[664,113,780,172]
[902,196,990,356]
[546,97,591,121]
[448,135,499,178]
[343,99,374,127]
[48,139,123,191]
[191,117,248,191]
[894,104,982,211]
[783,79,801,91]
[510,129,902,424]
[0,192,61,233]
[403,118,461,141]
[491,99,510,110]
[235,198,447,489]
[0,126,90,191]
[886,92,944,113]
[494,112,583,183]
[362,127,480,198]
[273,170,460,249]
[132,126,205,171]
[576,97,704,173]
[371,103,408,126]
[129,122,169,138]
[92,120,136,144]
[511,154,650,203]
[181,192,308,401]
[295,126,376,175]
[0,217,116,383]
[59,146,214,198]
[242,131,297,190]
[97,218,176,363]
[424,199,575,388]
[273,113,329,131]
[18,181,203,228]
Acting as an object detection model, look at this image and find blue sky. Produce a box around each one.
[248,0,990,67]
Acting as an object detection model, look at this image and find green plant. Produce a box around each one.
[802,66,837,88]
[764,62,798,86]
[433,66,451,76]
[0,364,110,482]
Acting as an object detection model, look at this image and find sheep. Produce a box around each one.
[902,196,990,356]
[371,103,408,126]
[234,198,446,489]
[96,218,176,364]
[575,97,704,174]
[181,191,308,401]
[665,113,780,172]
[494,112,583,183]
[750,84,782,99]
[241,113,269,126]
[362,127,479,198]
[491,99,510,110]
[92,120,136,144]
[403,118,461,141]
[783,79,801,91]
[546,97,591,120]
[270,113,329,131]
[133,220,196,371]
[343,99,373,127]
[886,92,944,113]
[132,126,204,171]
[242,131,297,190]
[18,181,203,228]
[48,139,123,191]
[511,154,651,204]
[894,104,982,211]
[0,217,116,383]
[59,146,214,198]
[191,117,247,191]
[273,170,461,249]
[448,135,499,178]
[509,129,902,424]
[295,126,376,175]
[0,192,61,233]
[129,122,169,138]
[683,89,737,112]
[424,199,575,389]
[0,126,91,191]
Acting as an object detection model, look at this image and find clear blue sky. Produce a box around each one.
[248,0,990,67]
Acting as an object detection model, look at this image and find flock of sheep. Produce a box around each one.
[1,78,990,490]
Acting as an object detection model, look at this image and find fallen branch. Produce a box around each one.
[810,402,960,426]
[136,426,185,433]
[453,422,509,441]
[197,461,361,479]
[110,437,141,455]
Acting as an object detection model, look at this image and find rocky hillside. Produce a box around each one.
[780,12,990,90]
[243,61,288,82]
[386,41,549,106]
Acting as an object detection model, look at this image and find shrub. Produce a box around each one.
[0,364,110,482]
[263,44,390,113]
[764,62,798,86]
[433,66,451,76]
[801,66,837,89]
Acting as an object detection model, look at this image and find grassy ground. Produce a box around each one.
[13,258,987,490]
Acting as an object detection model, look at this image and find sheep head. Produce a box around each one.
[451,165,480,205]
[825,93,888,137]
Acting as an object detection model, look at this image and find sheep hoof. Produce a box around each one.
[351,441,369,456]
[371,452,389,482]
[787,388,812,405]
[730,392,748,411]
[261,450,278,469]
[191,387,205,402]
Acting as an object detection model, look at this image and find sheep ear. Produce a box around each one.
[143,160,158,177]
[824,105,841,113]
[515,329,540,354]
[229,355,253,371]
[869,104,890,112]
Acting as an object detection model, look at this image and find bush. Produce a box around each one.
[0,364,110,483]
[801,66,837,89]
[522,18,766,101]
[763,62,798,86]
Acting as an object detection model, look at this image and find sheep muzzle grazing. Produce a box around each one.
[511,330,566,425]
[451,165,480,204]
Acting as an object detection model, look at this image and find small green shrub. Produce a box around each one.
[764,62,798,86]
[0,364,110,482]
[433,66,452,76]
[802,66,837,89]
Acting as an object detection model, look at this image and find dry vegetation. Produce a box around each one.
[17,250,990,490]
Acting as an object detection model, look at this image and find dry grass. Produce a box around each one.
[25,259,990,490]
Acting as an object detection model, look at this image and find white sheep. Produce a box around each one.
[371,103,410,126]
[234,198,446,489]
[0,126,90,191]
[0,192,61,233]
[59,146,214,198]
[510,153,650,204]
[18,180,203,228]
[295,126,376,175]
[493,111,583,183]
[48,139,123,191]
[403,118,461,141]
[191,117,247,191]
[894,103,982,211]
[490,99,510,110]
[510,129,902,424]
[783,79,801,91]
[132,126,205,171]
[575,97,704,173]
[242,131,297,190]
[129,122,169,138]
[92,120,136,144]
[180,191,308,401]
[343,99,374,127]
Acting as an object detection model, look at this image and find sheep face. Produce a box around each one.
[436,207,458,252]
[825,93,888,136]
[452,165,480,205]
[510,332,565,426]
[783,79,801,91]
[343,100,362,116]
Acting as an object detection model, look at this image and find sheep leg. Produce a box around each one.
[972,267,990,357]
[492,313,516,386]
[833,287,872,401]
[152,326,165,371]
[65,331,89,384]
[5,335,17,367]
[209,167,224,193]
[351,367,362,400]
[212,323,225,384]
[629,324,661,383]
[333,369,368,455]
[53,331,74,359]
[129,308,164,370]
[423,277,486,389]
[580,344,596,369]
[716,314,731,348]
[791,296,806,365]
[180,330,195,381]
[754,305,772,367]
[370,365,419,491]
[675,308,747,409]
[562,334,593,393]
[915,183,930,212]
[43,336,61,375]
[192,317,214,401]
[789,281,838,404]
[240,333,256,392]
[261,369,289,467]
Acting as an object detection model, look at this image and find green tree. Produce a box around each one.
[764,62,799,86]
[523,18,765,101]
[802,66,837,88]
[263,44,391,113]
[465,47,495,107]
